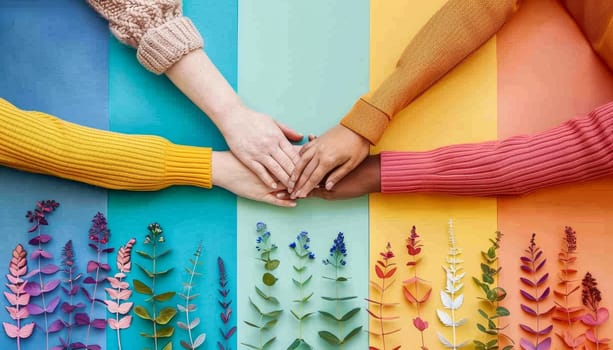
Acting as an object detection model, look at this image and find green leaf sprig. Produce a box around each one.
[319,232,362,348]
[242,222,282,350]
[288,231,316,350]
[472,231,513,350]
[436,219,469,349]
[177,243,206,350]
[133,223,177,350]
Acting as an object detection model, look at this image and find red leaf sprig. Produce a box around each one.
[217,257,236,350]
[105,238,136,350]
[367,242,400,350]
[80,212,113,349]
[403,226,431,350]
[55,240,85,350]
[581,272,610,349]
[519,233,555,350]
[23,200,62,350]
[2,244,35,350]
[553,227,584,349]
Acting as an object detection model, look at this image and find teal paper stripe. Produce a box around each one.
[107,1,238,349]
[237,0,370,349]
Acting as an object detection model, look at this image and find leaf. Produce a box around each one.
[3,322,35,339]
[496,306,510,317]
[134,306,152,320]
[255,286,279,304]
[161,342,172,350]
[243,321,260,329]
[40,264,59,275]
[340,307,360,321]
[155,326,175,338]
[319,310,340,321]
[262,273,277,286]
[319,331,341,345]
[375,265,385,279]
[342,326,363,344]
[133,279,153,295]
[262,337,276,349]
[108,315,132,330]
[156,307,178,325]
[153,292,176,302]
[520,290,536,302]
[437,309,453,326]
[321,296,357,301]
[135,250,153,260]
[193,333,206,348]
[261,319,277,330]
[264,260,280,271]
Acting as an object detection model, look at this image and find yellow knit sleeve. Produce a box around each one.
[341,0,519,144]
[0,98,212,191]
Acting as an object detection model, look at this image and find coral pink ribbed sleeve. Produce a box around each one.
[380,102,613,196]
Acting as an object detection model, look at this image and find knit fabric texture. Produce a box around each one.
[380,101,613,196]
[88,0,203,74]
[0,98,212,190]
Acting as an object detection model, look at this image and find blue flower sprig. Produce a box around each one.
[319,232,362,348]
[242,222,283,350]
[288,231,316,350]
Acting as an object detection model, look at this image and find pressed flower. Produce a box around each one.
[581,272,610,349]
[288,231,316,349]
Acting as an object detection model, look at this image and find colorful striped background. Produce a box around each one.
[0,1,611,349]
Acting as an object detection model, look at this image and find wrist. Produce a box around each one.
[365,154,382,193]
[211,151,230,189]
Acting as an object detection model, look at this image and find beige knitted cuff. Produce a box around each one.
[340,98,390,145]
[137,17,204,75]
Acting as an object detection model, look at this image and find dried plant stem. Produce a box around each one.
[85,248,102,345]
[35,226,50,350]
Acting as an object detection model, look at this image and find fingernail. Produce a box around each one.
[271,182,278,189]
[276,192,285,199]
[325,181,334,190]
[290,202,297,207]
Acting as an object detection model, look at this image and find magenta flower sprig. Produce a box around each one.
[23,200,62,350]
[105,238,136,350]
[177,243,206,350]
[79,212,113,349]
[403,226,431,350]
[581,272,610,349]
[366,242,400,350]
[217,257,236,350]
[553,227,584,349]
[55,240,85,350]
[519,233,555,350]
[3,244,35,350]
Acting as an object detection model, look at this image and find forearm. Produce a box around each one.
[0,99,212,191]
[165,50,243,132]
[342,0,518,144]
[381,102,613,196]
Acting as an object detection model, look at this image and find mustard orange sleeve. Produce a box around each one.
[341,0,519,144]
[562,0,613,71]
[0,98,212,191]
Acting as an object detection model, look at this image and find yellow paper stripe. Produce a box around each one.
[369,1,499,348]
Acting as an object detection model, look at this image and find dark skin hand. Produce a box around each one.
[308,154,381,200]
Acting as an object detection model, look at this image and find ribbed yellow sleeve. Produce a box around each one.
[0,98,212,191]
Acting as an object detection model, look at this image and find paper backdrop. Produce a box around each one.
[0,1,611,350]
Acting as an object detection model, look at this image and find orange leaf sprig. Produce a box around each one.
[553,226,584,349]
[105,238,136,350]
[581,272,610,350]
[403,226,431,350]
[2,244,35,350]
[519,233,555,350]
[367,242,400,350]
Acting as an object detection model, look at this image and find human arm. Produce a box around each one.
[0,98,296,207]
[312,102,613,199]
[290,0,519,198]
[87,0,303,188]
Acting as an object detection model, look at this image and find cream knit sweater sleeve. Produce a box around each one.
[88,0,204,74]
[0,98,212,190]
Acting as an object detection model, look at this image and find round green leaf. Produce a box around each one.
[155,307,177,325]
[133,279,153,295]
[263,272,277,286]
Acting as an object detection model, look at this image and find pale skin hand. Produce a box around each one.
[166,50,302,189]
[289,124,370,198]
[309,155,381,200]
[212,152,297,207]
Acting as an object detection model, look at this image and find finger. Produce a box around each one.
[276,121,303,142]
[261,156,290,187]
[270,147,295,179]
[249,161,278,189]
[294,161,332,198]
[323,161,356,190]
[308,134,317,141]
[262,193,297,208]
[292,158,320,198]
[289,147,315,192]
[279,139,300,167]
[298,140,316,156]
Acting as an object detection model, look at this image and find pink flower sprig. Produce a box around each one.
[79,212,113,349]
[519,233,555,350]
[553,227,585,349]
[105,238,136,350]
[403,226,431,350]
[3,244,35,350]
[366,242,400,350]
[217,257,236,350]
[581,272,610,349]
[23,200,62,350]
[54,240,85,350]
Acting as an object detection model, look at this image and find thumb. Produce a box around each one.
[324,161,356,191]
[276,121,303,142]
